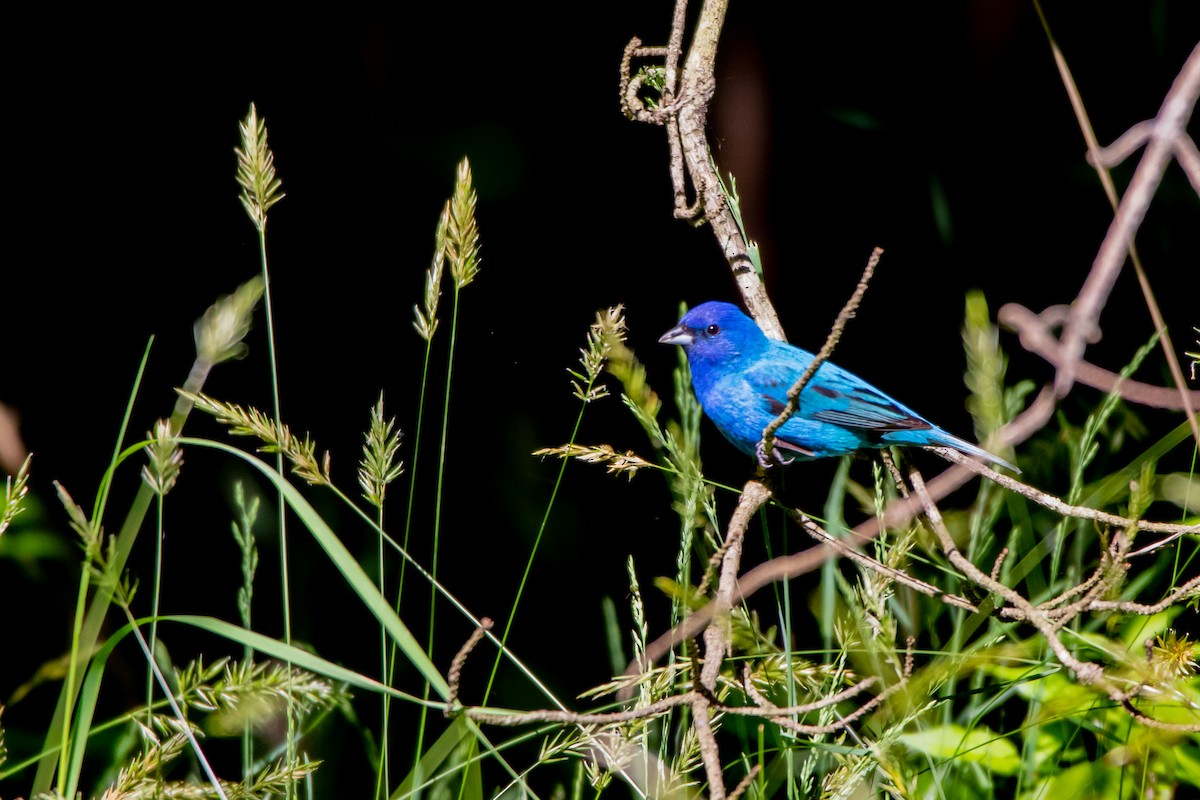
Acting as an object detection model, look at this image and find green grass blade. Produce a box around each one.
[181,437,449,697]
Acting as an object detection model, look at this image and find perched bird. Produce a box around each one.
[659,301,1018,472]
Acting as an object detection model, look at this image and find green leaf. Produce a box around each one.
[899,724,1020,775]
[1176,743,1200,788]
[392,716,481,800]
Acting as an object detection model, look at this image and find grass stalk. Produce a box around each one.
[235,101,294,788]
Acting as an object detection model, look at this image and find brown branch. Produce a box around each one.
[929,447,1200,535]
[446,617,492,711]
[990,548,1009,584]
[998,303,1200,409]
[699,478,769,800]
[1067,573,1200,617]
[908,468,1106,687]
[727,764,762,800]
[1036,20,1200,448]
[760,248,882,463]
[1122,699,1200,733]
[622,0,783,337]
[464,692,698,727]
[1086,119,1154,168]
[1174,133,1200,195]
[790,510,981,614]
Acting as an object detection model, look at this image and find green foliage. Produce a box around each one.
[5,83,1197,800]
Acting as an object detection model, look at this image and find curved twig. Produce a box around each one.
[998,303,1200,409]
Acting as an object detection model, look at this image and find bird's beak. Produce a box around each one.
[658,324,694,346]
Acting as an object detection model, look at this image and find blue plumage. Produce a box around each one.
[659,301,1018,472]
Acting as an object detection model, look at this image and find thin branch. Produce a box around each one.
[1086,119,1155,168]
[742,663,880,716]
[447,617,492,710]
[1122,699,1200,733]
[790,510,981,614]
[760,248,882,462]
[998,303,1200,409]
[929,447,1200,536]
[1036,19,1200,448]
[1174,133,1200,195]
[464,692,698,727]
[727,764,761,800]
[1066,574,1200,618]
[622,0,783,336]
[908,468,1106,687]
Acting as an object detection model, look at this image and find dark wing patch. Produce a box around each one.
[811,408,931,431]
[764,396,787,415]
[811,386,933,432]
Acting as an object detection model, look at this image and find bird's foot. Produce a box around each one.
[756,440,795,470]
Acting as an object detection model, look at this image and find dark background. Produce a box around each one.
[2,2,1197,795]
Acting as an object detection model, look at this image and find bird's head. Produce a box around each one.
[658,301,769,367]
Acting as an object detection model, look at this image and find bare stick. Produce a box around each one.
[760,248,882,463]
[727,764,762,800]
[1036,16,1200,448]
[1174,133,1200,195]
[447,617,492,710]
[908,467,1106,687]
[622,0,783,337]
[791,510,981,614]
[929,447,1199,536]
[999,303,1200,409]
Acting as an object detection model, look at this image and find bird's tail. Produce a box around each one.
[930,430,1020,474]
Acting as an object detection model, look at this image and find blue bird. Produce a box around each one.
[659,301,1018,472]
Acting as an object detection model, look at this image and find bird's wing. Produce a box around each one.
[747,355,932,433]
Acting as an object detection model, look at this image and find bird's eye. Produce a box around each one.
[706,324,720,336]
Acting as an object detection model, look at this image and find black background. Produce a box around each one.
[2,3,1198,796]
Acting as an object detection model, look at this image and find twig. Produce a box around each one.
[1036,18,1200,448]
[464,692,698,727]
[998,303,1200,409]
[447,617,492,711]
[727,764,761,800]
[990,548,1009,584]
[1065,574,1200,618]
[759,248,882,464]
[1175,133,1200,195]
[742,663,880,716]
[1086,119,1155,168]
[701,481,771,691]
[790,510,981,614]
[929,447,1200,536]
[622,0,783,337]
[908,468,1106,687]
[1122,700,1200,733]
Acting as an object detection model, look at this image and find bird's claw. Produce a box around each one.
[756,440,795,469]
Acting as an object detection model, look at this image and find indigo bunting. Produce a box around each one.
[659,301,1018,471]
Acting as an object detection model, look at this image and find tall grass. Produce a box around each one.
[1,96,1196,800]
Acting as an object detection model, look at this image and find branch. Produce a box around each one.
[760,248,882,462]
[928,447,1200,536]
[908,468,1106,687]
[622,0,783,337]
[999,303,1200,409]
[1038,26,1200,448]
